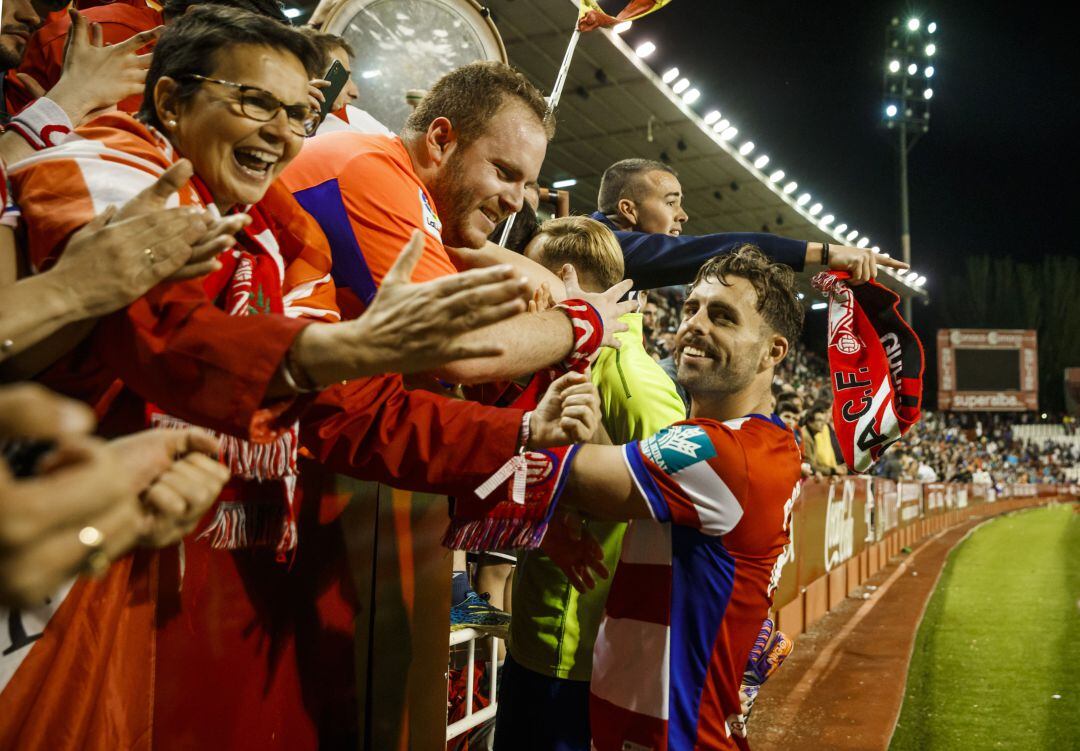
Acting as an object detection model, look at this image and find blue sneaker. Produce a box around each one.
[450,591,510,637]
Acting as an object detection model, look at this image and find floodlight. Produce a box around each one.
[551,178,577,188]
[612,21,632,34]
[924,88,933,100]
[907,18,920,31]
[783,181,797,194]
[635,41,656,58]
[672,78,691,94]
[908,63,918,75]
[925,66,935,78]
[754,154,770,169]
[835,223,848,233]
[662,67,679,84]
[925,43,936,56]
[796,193,810,206]
[846,229,859,241]
[769,170,785,183]
[811,302,828,310]
[284,7,302,18]
[809,202,822,215]
[886,104,898,117]
[927,22,937,34]
[820,214,834,226]
[739,141,755,155]
[682,88,700,104]
[720,127,738,141]
[703,110,721,125]
[889,59,901,73]
[857,237,869,248]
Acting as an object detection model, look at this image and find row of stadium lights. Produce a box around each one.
[885,18,937,119]
[609,22,927,289]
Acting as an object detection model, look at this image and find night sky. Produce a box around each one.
[615,1,1080,306]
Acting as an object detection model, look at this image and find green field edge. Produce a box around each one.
[888,503,1079,751]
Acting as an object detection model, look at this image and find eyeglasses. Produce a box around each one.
[182,74,318,137]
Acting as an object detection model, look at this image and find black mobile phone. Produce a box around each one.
[320,60,351,119]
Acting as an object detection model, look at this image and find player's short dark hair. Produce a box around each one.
[689,244,804,345]
[161,0,290,24]
[597,158,677,216]
[139,6,320,131]
[404,61,553,145]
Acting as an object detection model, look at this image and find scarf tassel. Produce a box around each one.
[441,515,551,552]
[197,500,298,554]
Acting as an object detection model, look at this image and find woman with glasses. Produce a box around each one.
[0,6,540,749]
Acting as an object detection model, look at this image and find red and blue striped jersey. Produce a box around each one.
[590,414,801,751]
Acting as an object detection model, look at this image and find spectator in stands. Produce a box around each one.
[495,216,686,751]
[777,399,812,479]
[589,157,908,290]
[803,406,846,477]
[0,8,158,165]
[282,61,634,384]
[3,9,596,748]
[302,29,393,137]
[3,0,291,118]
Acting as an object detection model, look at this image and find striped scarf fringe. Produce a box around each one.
[441,515,551,552]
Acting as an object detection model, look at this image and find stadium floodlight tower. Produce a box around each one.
[882,15,937,322]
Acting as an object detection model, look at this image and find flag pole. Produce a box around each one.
[497,28,582,248]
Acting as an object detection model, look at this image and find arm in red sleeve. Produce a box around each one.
[96,278,311,437]
[301,375,523,496]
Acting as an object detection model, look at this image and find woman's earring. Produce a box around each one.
[167,119,177,128]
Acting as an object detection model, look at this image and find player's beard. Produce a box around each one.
[427,149,483,249]
[678,346,759,399]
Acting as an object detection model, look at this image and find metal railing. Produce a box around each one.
[446,628,502,742]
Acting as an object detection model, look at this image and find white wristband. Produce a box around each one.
[7,97,74,151]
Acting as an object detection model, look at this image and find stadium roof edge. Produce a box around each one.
[495,0,927,301]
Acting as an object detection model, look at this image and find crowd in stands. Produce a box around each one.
[0,0,1045,748]
[641,287,1078,487]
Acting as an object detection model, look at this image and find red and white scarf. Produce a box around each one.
[813,271,924,472]
[146,176,302,559]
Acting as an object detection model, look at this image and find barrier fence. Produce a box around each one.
[770,479,1079,638]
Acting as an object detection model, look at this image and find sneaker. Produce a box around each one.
[729,618,794,738]
[450,591,510,638]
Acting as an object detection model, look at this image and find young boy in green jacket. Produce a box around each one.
[495,216,686,749]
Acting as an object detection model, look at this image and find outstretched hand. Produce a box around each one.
[560,264,636,348]
[540,508,608,593]
[528,371,601,448]
[825,245,909,284]
[45,10,162,125]
[343,230,531,375]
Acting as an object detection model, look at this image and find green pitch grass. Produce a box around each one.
[890,503,1079,750]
